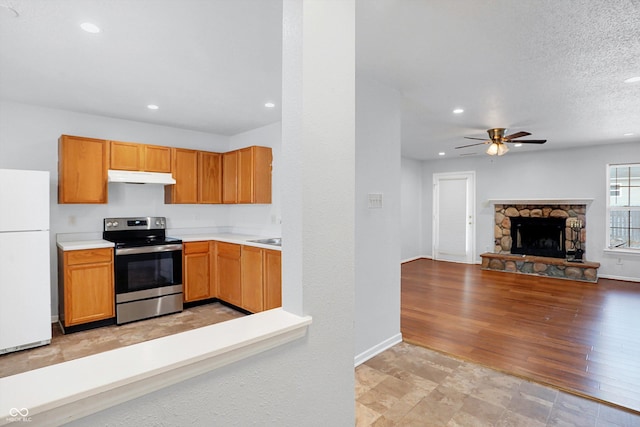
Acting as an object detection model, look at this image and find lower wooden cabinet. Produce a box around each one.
[182,239,282,313]
[241,245,265,313]
[216,242,242,307]
[58,248,114,328]
[263,249,282,310]
[183,241,211,302]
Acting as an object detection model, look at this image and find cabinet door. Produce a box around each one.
[144,145,171,173]
[216,242,242,307]
[252,146,272,204]
[198,151,222,204]
[238,146,272,204]
[241,246,264,313]
[64,261,114,326]
[222,151,238,204]
[264,249,282,310]
[58,135,109,204]
[183,242,211,302]
[209,241,218,297]
[110,141,143,171]
[165,148,198,204]
[237,148,254,204]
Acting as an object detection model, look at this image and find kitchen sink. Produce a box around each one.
[247,237,282,247]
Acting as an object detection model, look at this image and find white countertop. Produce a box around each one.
[56,234,281,251]
[56,240,115,251]
[175,232,281,251]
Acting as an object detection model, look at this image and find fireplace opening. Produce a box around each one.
[510,217,566,258]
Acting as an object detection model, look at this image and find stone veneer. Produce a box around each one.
[483,203,599,282]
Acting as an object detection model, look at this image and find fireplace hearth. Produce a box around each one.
[510,217,566,258]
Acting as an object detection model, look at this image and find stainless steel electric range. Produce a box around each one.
[103,217,183,325]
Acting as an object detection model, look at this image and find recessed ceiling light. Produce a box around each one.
[438,152,446,156]
[452,108,464,114]
[514,143,523,147]
[80,22,101,33]
[147,104,159,110]
[623,132,634,136]
[265,102,275,108]
[624,76,640,83]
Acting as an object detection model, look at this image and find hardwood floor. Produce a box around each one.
[401,258,640,414]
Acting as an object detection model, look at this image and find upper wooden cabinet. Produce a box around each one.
[58,135,109,204]
[198,151,222,204]
[223,146,272,204]
[59,134,269,205]
[222,150,238,204]
[238,146,272,204]
[165,149,222,205]
[165,148,198,204]
[144,145,172,172]
[110,141,171,173]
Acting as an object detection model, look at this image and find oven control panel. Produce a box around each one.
[104,216,167,231]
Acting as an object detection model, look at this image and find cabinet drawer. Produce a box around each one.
[184,241,210,254]
[216,242,241,258]
[66,248,113,265]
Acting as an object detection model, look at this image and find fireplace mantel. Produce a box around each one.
[486,198,594,206]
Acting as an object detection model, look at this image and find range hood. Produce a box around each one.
[108,170,176,185]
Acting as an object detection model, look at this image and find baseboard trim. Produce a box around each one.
[598,274,640,283]
[401,255,432,264]
[354,333,403,367]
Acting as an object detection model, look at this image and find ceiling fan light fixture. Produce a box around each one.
[486,142,509,156]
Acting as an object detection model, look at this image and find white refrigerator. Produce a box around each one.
[0,169,52,354]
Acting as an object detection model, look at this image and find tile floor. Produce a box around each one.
[356,342,640,427]
[4,306,640,426]
[0,302,245,378]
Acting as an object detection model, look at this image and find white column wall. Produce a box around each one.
[354,77,402,363]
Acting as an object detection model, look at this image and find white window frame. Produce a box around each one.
[606,163,640,254]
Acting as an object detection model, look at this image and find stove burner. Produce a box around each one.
[102,216,182,247]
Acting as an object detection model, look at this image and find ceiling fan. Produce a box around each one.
[456,128,547,156]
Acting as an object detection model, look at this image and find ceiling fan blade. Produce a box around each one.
[455,141,489,149]
[464,137,490,141]
[507,139,547,144]
[503,131,531,140]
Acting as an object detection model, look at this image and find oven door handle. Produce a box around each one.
[115,244,183,255]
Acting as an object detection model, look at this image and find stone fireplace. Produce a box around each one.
[494,203,586,256]
[480,200,599,283]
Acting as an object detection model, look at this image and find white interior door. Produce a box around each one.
[433,171,475,263]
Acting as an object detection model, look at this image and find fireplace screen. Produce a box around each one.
[510,217,566,258]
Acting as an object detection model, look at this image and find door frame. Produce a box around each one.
[432,171,476,264]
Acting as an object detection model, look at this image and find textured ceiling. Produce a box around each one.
[1,0,639,159]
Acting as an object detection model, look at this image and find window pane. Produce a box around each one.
[610,210,629,248]
[632,211,640,249]
[608,164,640,250]
[632,186,640,207]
